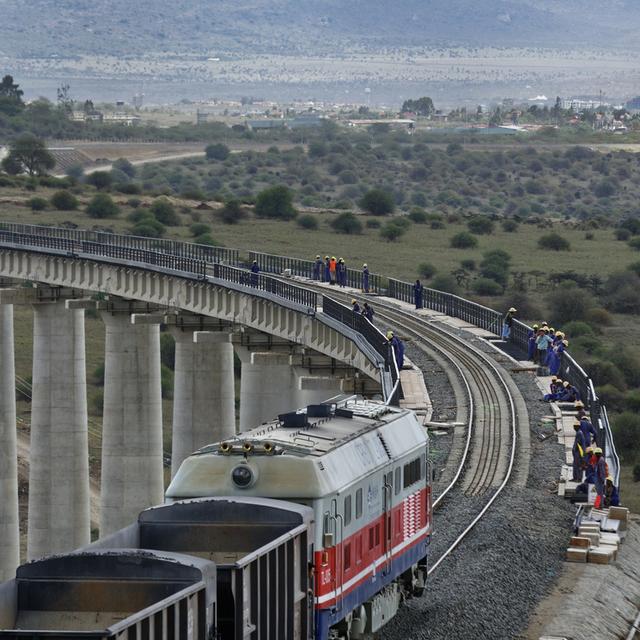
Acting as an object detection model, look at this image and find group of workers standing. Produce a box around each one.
[313,255,371,292]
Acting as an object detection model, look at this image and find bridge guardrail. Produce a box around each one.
[322,295,400,405]
[248,251,383,293]
[0,222,239,266]
[0,224,618,473]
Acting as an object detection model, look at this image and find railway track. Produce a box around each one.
[298,283,521,575]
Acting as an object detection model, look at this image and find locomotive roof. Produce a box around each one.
[166,398,428,500]
[198,398,406,458]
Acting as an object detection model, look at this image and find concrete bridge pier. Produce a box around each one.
[100,311,164,536]
[296,373,345,407]
[170,329,235,477]
[236,349,297,431]
[28,299,90,560]
[0,303,19,578]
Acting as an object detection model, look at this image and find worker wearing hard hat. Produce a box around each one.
[501,307,517,340]
[362,264,370,293]
[313,255,323,281]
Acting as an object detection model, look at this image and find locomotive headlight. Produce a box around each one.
[231,464,257,489]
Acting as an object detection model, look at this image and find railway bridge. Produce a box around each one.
[0,222,618,590]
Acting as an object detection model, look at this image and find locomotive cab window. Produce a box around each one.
[394,467,401,495]
[403,457,422,489]
[355,488,363,519]
[344,495,352,526]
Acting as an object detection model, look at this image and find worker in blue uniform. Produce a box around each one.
[362,264,370,293]
[527,324,539,360]
[593,447,607,507]
[604,476,620,508]
[324,256,331,283]
[414,279,424,309]
[558,381,580,403]
[572,421,587,482]
[313,255,322,280]
[250,260,260,286]
[337,258,346,287]
[362,302,374,322]
[352,299,360,314]
[502,307,516,340]
[579,416,598,447]
[387,330,404,369]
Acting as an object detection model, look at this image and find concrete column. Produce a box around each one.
[100,312,163,536]
[237,349,297,431]
[28,301,90,560]
[170,330,235,477]
[0,304,19,578]
[295,372,345,408]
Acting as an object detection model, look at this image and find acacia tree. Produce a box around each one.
[1,134,55,176]
[0,75,24,115]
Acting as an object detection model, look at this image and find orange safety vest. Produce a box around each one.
[329,259,337,272]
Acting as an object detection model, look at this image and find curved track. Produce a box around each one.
[304,284,521,575]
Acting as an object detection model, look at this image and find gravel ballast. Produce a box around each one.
[381,328,575,640]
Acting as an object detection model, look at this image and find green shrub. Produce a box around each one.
[380,222,406,242]
[131,221,165,238]
[602,272,640,314]
[92,363,105,386]
[332,212,362,235]
[461,259,476,271]
[628,261,640,277]
[502,219,519,232]
[467,217,495,235]
[160,332,175,369]
[628,237,640,251]
[408,210,427,224]
[431,274,460,295]
[194,233,218,246]
[86,171,113,190]
[205,143,230,161]
[366,219,381,229]
[360,189,395,216]
[89,390,103,416]
[418,263,437,279]
[255,185,297,220]
[610,349,640,388]
[585,307,613,327]
[450,232,478,249]
[219,200,247,224]
[538,233,570,251]
[150,198,181,226]
[615,228,630,241]
[611,412,640,462]
[297,214,318,230]
[585,359,627,389]
[561,321,595,338]
[472,277,502,296]
[86,193,119,219]
[161,364,173,399]
[547,285,593,324]
[190,223,211,237]
[633,464,640,482]
[28,196,47,211]
[50,190,78,210]
[112,157,136,178]
[597,384,627,412]
[626,390,640,412]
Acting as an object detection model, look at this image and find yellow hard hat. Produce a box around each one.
[509,307,516,313]
[562,340,569,346]
[606,475,614,482]
[352,299,357,304]
[542,321,548,326]
[316,254,321,259]
[363,263,367,267]
[325,255,329,259]
[533,324,539,329]
[551,376,557,381]
[575,400,584,408]
[594,447,602,455]
[386,330,394,339]
[563,381,570,387]
[331,256,336,260]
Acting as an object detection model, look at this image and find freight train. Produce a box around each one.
[0,398,432,640]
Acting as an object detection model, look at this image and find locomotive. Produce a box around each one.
[0,398,431,640]
[167,398,432,639]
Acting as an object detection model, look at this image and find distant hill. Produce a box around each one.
[2,0,640,58]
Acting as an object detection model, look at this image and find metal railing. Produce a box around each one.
[0,224,619,469]
[385,274,619,485]
[322,296,401,405]
[0,222,239,265]
[249,250,383,293]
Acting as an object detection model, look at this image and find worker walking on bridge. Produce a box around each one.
[324,256,331,282]
[362,302,374,322]
[352,299,360,314]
